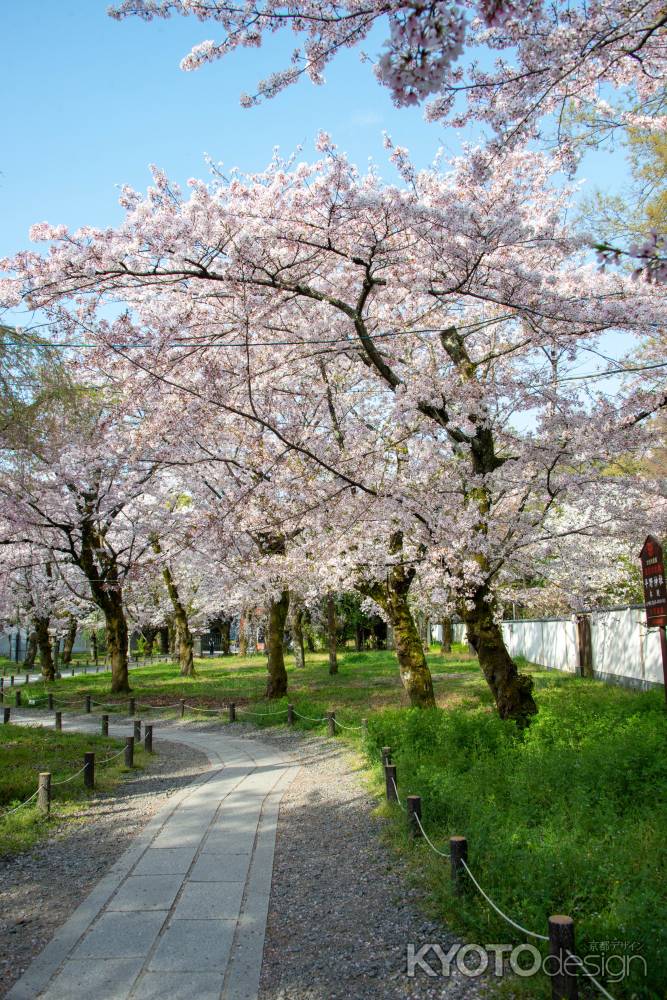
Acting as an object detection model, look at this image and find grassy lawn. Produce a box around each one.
[0,724,147,855]
[5,645,665,997]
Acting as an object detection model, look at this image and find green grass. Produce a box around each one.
[0,724,147,855]
[365,677,667,999]
[7,645,665,997]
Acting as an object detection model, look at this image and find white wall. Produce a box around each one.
[0,628,88,661]
[444,607,664,691]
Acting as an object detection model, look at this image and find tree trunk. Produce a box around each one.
[290,599,305,670]
[266,590,290,698]
[440,618,453,654]
[91,630,98,665]
[62,615,77,666]
[142,625,158,658]
[356,536,435,708]
[327,592,338,675]
[220,618,231,655]
[151,537,196,678]
[355,624,364,652]
[239,614,248,656]
[23,630,37,669]
[462,589,537,726]
[105,597,131,693]
[34,616,54,682]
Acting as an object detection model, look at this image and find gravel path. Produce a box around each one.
[0,734,209,999]
[234,723,493,1000]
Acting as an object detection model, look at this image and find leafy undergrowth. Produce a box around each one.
[0,724,146,855]
[365,679,667,999]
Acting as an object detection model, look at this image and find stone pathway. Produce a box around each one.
[5,720,298,1000]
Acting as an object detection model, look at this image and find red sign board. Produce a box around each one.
[639,535,667,628]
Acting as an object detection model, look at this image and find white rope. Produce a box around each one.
[186,704,223,714]
[97,747,128,765]
[293,709,327,723]
[51,764,88,785]
[414,812,450,857]
[566,951,617,1000]
[1,789,39,816]
[333,718,364,731]
[242,707,288,718]
[390,776,407,813]
[460,860,549,941]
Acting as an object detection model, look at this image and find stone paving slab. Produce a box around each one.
[5,720,299,1000]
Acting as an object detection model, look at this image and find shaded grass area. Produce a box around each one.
[0,724,146,855]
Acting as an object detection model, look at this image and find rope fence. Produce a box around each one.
[382,746,615,1000]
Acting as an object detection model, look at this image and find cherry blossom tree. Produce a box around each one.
[3,142,665,720]
[109,0,666,140]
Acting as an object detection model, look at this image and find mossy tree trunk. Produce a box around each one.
[462,586,536,725]
[266,590,290,698]
[290,597,305,670]
[151,536,195,678]
[357,533,435,709]
[35,616,55,682]
[23,630,37,669]
[62,615,77,665]
[220,618,232,655]
[327,592,338,675]
[440,618,452,654]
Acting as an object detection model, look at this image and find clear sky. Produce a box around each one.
[1,0,628,263]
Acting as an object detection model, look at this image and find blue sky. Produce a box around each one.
[1,0,629,261]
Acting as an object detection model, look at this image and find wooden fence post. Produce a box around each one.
[128,698,135,717]
[144,725,153,753]
[48,693,54,710]
[450,836,468,894]
[327,711,336,737]
[548,915,579,1000]
[38,772,51,813]
[361,718,368,736]
[3,707,11,724]
[382,746,392,766]
[54,711,62,731]
[84,752,95,790]
[101,714,109,736]
[15,690,21,708]
[180,699,185,718]
[228,703,236,722]
[85,695,92,713]
[385,763,398,802]
[134,719,142,742]
[124,736,134,767]
[287,703,294,725]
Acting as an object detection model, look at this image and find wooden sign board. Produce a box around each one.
[639,535,667,628]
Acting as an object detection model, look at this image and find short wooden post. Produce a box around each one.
[0,676,3,690]
[134,719,142,742]
[85,694,92,713]
[55,711,62,731]
[385,763,398,802]
[228,703,236,722]
[101,714,109,736]
[327,711,336,737]
[38,772,51,813]
[3,707,10,724]
[287,703,294,725]
[361,718,368,736]
[124,736,134,767]
[144,724,153,753]
[25,672,30,685]
[407,795,422,841]
[48,693,54,710]
[84,752,95,790]
[83,664,88,674]
[128,697,135,717]
[381,746,392,766]
[180,699,185,718]
[548,915,579,1000]
[10,674,14,687]
[450,836,468,893]
[15,690,21,707]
